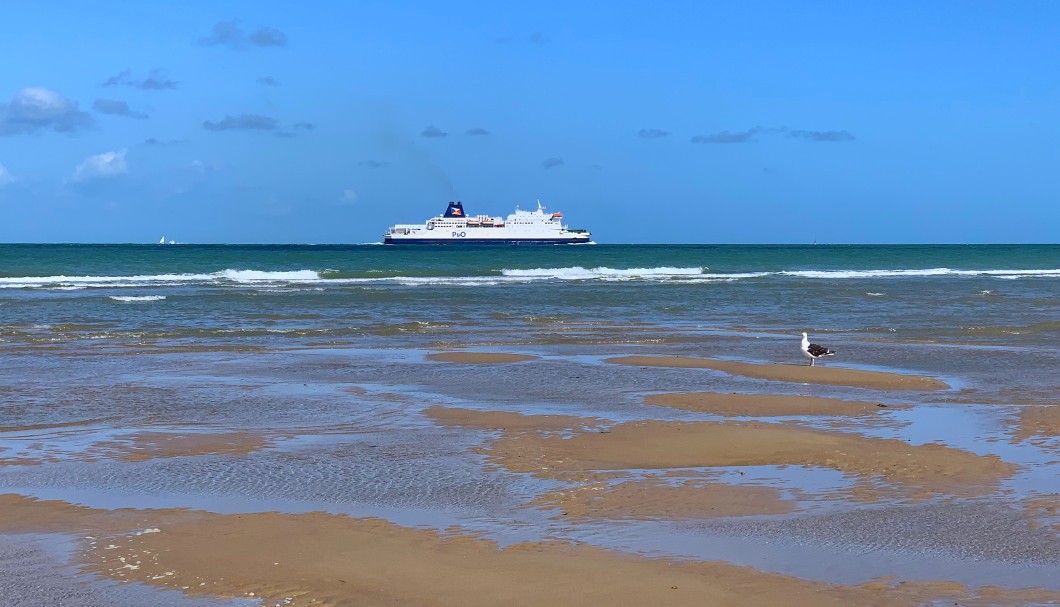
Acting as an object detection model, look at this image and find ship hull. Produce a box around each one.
[384,236,590,245]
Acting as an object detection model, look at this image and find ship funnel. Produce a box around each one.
[444,201,465,217]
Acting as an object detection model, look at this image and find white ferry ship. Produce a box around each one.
[384,201,592,244]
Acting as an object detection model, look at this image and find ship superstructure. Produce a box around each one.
[384,201,592,244]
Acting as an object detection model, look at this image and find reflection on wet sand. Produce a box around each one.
[606,356,950,390]
[644,392,898,417]
[426,351,539,363]
[531,478,795,520]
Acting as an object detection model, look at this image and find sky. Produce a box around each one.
[1,1,1058,244]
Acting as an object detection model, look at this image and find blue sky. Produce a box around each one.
[1,1,1058,243]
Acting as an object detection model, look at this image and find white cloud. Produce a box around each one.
[72,149,128,183]
[0,162,14,187]
[340,188,358,204]
[0,87,92,135]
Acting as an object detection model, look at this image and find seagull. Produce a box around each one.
[801,332,835,366]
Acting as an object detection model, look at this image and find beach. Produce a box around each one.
[1,243,1059,606]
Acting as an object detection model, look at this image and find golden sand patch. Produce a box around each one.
[1014,404,1060,441]
[485,419,1015,497]
[645,392,894,417]
[424,406,604,432]
[91,431,272,462]
[1022,495,1060,533]
[427,351,538,363]
[532,478,794,520]
[1,494,1054,607]
[606,356,949,391]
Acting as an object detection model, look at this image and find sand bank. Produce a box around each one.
[485,418,1015,497]
[606,356,949,390]
[93,431,273,462]
[425,406,603,432]
[645,392,894,416]
[427,351,538,363]
[532,478,794,520]
[1015,405,1060,442]
[1,494,1053,607]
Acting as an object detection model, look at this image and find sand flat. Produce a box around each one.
[532,478,794,520]
[91,431,273,462]
[1015,405,1060,441]
[606,356,949,390]
[425,406,603,432]
[645,392,894,416]
[485,419,1015,496]
[1,494,1053,607]
[427,351,538,363]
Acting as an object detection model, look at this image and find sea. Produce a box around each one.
[2,243,1058,351]
[1,243,1059,594]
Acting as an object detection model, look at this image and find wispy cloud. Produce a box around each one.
[200,20,288,49]
[0,162,15,187]
[542,157,564,169]
[72,149,128,182]
[420,125,448,138]
[788,129,855,142]
[466,127,490,136]
[203,113,278,132]
[0,87,93,136]
[101,69,177,90]
[340,188,358,204]
[142,137,182,147]
[638,128,669,139]
[358,160,390,168]
[292,121,314,130]
[528,32,549,45]
[691,128,759,144]
[93,98,147,119]
[256,76,280,87]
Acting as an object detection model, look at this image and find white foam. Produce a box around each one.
[219,269,321,282]
[109,295,167,302]
[3,265,1058,290]
[501,266,707,281]
[0,269,324,289]
[779,268,1060,279]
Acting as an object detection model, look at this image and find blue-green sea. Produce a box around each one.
[1,244,1058,350]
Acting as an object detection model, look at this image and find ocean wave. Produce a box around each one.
[777,268,1060,279]
[0,269,324,289]
[109,295,167,302]
[501,266,708,281]
[2,266,1058,290]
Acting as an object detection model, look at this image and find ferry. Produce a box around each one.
[384,201,592,244]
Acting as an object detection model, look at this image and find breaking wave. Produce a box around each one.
[108,295,167,302]
[1,266,1058,290]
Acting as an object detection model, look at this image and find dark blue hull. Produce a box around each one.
[383,237,591,245]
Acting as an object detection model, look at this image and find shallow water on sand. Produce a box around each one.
[2,245,1060,599]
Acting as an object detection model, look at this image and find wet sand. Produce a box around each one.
[531,478,795,520]
[424,406,604,432]
[481,417,1016,497]
[94,431,275,462]
[605,356,950,390]
[1015,404,1060,442]
[644,392,895,416]
[2,495,1055,607]
[426,351,539,363]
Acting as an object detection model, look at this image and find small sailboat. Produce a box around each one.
[159,236,165,245]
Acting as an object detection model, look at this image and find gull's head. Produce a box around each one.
[801,332,808,339]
